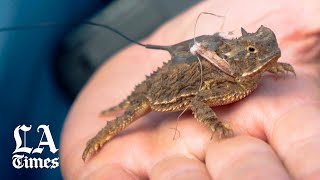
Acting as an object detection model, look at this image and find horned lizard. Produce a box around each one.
[82,26,295,161]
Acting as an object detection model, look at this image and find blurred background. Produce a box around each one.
[0,0,199,179]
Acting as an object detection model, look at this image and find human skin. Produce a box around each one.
[60,0,320,179]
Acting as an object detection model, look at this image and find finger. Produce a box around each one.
[78,164,137,180]
[150,156,211,180]
[206,136,290,180]
[267,103,320,179]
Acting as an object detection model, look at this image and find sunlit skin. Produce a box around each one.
[61,0,320,179]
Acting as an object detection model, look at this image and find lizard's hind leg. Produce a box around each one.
[83,98,151,161]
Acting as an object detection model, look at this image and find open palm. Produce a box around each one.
[61,1,320,179]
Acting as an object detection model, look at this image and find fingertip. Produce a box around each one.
[206,136,290,180]
[150,156,211,180]
[79,164,138,180]
[268,103,320,179]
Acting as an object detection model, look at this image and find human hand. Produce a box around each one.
[60,1,320,179]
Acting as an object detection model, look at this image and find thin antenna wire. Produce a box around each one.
[197,56,203,91]
[172,105,189,140]
[193,12,224,45]
[171,56,204,140]
[82,21,172,51]
[0,21,149,47]
[0,22,73,32]
[192,12,225,91]
[81,21,147,47]
[219,8,229,32]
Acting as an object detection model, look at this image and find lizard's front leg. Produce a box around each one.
[190,97,233,138]
[268,62,296,77]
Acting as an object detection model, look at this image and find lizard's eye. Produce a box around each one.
[247,46,257,53]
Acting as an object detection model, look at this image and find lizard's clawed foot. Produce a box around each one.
[268,62,296,78]
[82,136,103,161]
[212,122,234,139]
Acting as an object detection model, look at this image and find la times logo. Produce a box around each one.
[12,125,59,169]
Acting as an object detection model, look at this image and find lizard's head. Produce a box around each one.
[218,25,281,79]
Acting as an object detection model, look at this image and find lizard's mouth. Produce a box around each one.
[241,50,281,78]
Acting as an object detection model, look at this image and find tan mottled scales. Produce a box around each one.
[82,26,295,161]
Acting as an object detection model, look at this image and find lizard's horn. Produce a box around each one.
[257,25,266,33]
[241,27,249,36]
